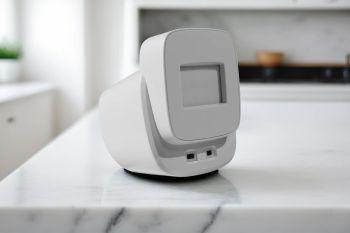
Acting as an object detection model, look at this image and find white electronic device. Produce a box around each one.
[99,28,240,177]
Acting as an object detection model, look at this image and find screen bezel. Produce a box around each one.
[163,29,240,141]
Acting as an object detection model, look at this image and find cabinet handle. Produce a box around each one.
[7,116,15,124]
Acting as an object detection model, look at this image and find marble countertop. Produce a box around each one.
[0,82,55,105]
[240,83,350,101]
[1,100,350,233]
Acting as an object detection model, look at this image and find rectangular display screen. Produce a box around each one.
[181,64,226,107]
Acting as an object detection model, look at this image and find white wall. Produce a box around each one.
[85,0,125,107]
[0,0,18,42]
[19,0,87,133]
[19,0,125,133]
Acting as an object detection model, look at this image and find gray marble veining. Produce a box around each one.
[1,100,350,232]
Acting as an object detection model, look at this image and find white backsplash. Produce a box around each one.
[140,10,350,63]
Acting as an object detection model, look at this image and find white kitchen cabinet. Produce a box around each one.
[0,83,55,180]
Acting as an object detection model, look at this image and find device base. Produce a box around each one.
[124,169,218,182]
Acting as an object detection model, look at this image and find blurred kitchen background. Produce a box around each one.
[0,0,349,180]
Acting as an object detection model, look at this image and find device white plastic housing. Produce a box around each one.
[141,28,240,144]
[99,28,240,177]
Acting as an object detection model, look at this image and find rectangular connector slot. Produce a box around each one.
[186,153,196,162]
[206,150,213,157]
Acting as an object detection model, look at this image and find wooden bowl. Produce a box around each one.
[256,51,284,67]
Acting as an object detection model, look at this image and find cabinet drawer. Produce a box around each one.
[0,92,54,179]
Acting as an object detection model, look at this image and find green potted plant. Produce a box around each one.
[0,43,21,83]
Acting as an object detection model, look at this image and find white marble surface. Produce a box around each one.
[0,82,55,105]
[1,100,350,232]
[241,84,350,101]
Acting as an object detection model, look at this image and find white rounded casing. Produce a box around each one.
[99,28,240,177]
